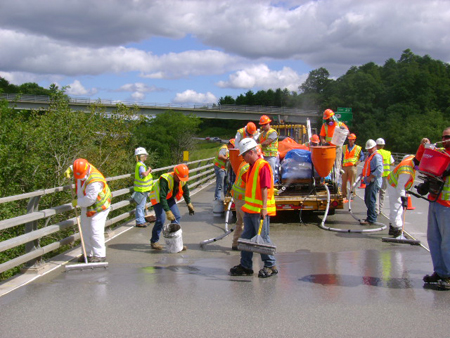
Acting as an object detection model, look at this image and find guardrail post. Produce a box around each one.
[24,196,42,269]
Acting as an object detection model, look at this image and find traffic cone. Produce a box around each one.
[406,194,415,210]
[358,179,366,189]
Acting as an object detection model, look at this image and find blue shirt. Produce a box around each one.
[364,152,383,188]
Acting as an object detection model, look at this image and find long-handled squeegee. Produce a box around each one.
[237,218,276,255]
[382,206,421,246]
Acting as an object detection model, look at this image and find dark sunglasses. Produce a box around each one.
[442,135,450,139]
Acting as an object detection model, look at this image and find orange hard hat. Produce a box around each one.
[246,122,257,135]
[174,164,189,182]
[228,138,236,147]
[259,115,271,125]
[73,158,89,180]
[348,133,356,140]
[323,109,334,120]
[310,134,320,143]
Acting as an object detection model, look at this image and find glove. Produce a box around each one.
[400,196,408,208]
[165,210,176,221]
[64,165,73,179]
[72,199,77,207]
[187,203,195,216]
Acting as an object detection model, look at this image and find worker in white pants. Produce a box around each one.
[79,199,110,258]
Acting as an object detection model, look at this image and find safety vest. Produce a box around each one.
[237,127,251,140]
[431,148,450,206]
[387,155,415,190]
[149,172,185,206]
[343,144,362,167]
[214,144,229,169]
[259,128,278,157]
[231,162,250,201]
[323,122,346,142]
[362,151,381,177]
[241,158,276,216]
[377,149,392,177]
[134,162,153,192]
[76,165,112,217]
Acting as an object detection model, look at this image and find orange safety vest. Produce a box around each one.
[237,127,251,140]
[322,121,347,143]
[241,158,276,216]
[76,165,111,217]
[343,144,362,167]
[362,151,380,177]
[387,155,415,190]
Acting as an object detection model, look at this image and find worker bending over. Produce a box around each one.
[235,122,259,145]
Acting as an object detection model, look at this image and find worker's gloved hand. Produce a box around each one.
[340,169,345,175]
[400,196,408,208]
[187,203,195,215]
[72,199,78,207]
[165,210,176,221]
[64,165,73,179]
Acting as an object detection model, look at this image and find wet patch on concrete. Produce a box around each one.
[300,274,414,289]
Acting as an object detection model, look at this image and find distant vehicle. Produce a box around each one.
[205,137,210,141]
[212,137,221,142]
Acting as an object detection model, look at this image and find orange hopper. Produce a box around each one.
[229,148,244,175]
[310,146,336,178]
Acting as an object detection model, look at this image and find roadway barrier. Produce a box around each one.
[0,157,215,276]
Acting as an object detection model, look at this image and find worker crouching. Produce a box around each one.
[230,138,278,278]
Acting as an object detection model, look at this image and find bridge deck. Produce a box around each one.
[1,184,449,337]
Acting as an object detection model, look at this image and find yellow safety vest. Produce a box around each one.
[259,128,278,157]
[149,172,186,205]
[134,162,153,192]
[77,165,112,217]
[377,149,392,177]
[214,145,229,169]
[387,155,415,190]
[231,162,250,201]
[323,122,345,142]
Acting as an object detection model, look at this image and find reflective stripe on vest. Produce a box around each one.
[231,162,250,201]
[259,128,278,157]
[149,172,185,206]
[362,151,379,177]
[214,144,229,169]
[323,122,345,142]
[237,127,250,140]
[241,158,276,216]
[378,149,392,177]
[343,145,361,167]
[134,162,154,192]
[387,155,415,190]
[82,166,111,217]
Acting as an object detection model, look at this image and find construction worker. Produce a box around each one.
[258,115,279,182]
[213,139,232,201]
[319,109,348,182]
[376,138,395,214]
[230,160,250,250]
[230,138,278,278]
[71,158,112,263]
[133,147,153,227]
[341,133,364,201]
[149,164,194,250]
[359,139,383,225]
[304,134,320,150]
[235,122,259,145]
[424,127,450,289]
[387,154,420,237]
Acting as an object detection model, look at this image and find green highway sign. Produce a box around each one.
[336,107,353,126]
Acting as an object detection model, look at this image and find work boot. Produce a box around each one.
[135,222,148,228]
[78,255,92,263]
[258,266,279,278]
[390,227,402,238]
[90,257,106,263]
[151,242,163,250]
[437,277,450,290]
[230,264,253,276]
[423,272,441,284]
[360,219,373,225]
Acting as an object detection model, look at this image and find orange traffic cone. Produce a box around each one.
[406,194,415,210]
[358,178,366,189]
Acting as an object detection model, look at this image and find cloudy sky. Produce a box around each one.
[1,0,449,105]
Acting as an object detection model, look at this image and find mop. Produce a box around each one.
[382,206,421,245]
[66,186,108,271]
[237,218,277,255]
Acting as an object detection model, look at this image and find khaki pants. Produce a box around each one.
[232,198,246,247]
[341,165,357,199]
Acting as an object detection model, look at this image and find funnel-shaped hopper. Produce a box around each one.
[229,148,244,175]
[310,146,336,178]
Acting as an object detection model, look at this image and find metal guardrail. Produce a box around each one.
[0,157,215,275]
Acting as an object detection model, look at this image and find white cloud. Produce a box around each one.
[117,83,161,93]
[131,92,145,101]
[65,80,98,96]
[217,64,307,91]
[173,90,217,104]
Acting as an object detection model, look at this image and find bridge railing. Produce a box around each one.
[0,157,215,276]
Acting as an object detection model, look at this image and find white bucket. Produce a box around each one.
[212,199,224,217]
[163,225,183,253]
[331,127,349,146]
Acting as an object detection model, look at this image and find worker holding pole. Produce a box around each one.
[70,159,112,263]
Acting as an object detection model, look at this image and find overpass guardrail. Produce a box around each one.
[0,157,215,277]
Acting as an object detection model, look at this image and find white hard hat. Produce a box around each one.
[365,139,377,150]
[134,147,148,156]
[238,138,258,156]
[376,138,385,145]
